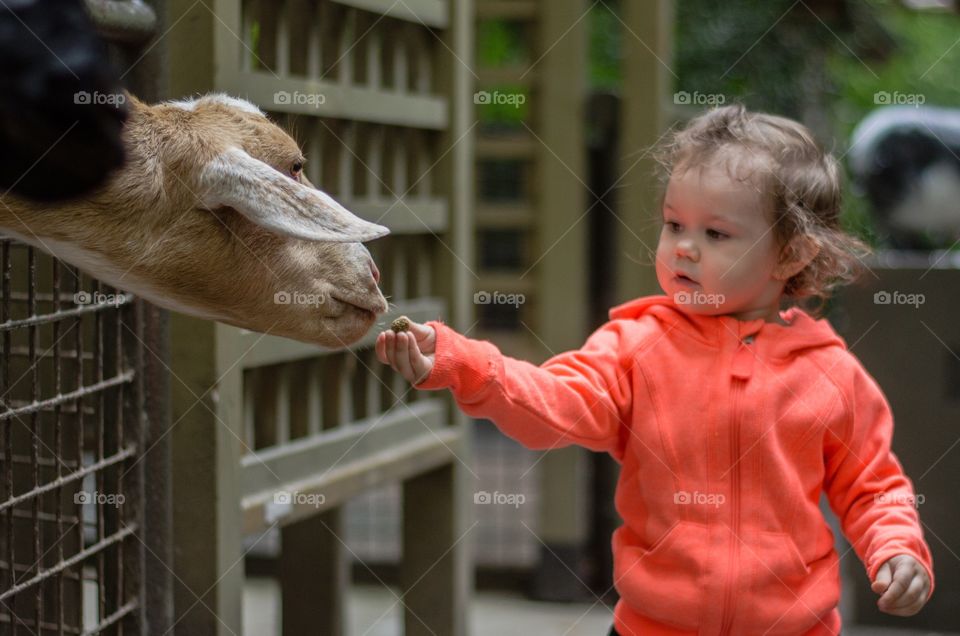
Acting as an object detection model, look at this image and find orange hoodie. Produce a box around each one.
[414,295,934,636]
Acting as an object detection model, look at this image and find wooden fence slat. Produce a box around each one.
[306,360,322,437]
[307,2,322,78]
[218,70,448,128]
[241,425,462,534]
[331,0,448,28]
[275,364,291,446]
[366,125,385,199]
[276,2,290,77]
[241,400,444,493]
[367,22,383,90]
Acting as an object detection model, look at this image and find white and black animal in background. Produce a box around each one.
[848,105,960,250]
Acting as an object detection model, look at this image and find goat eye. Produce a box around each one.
[291,162,303,177]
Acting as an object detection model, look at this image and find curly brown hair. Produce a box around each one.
[654,104,872,314]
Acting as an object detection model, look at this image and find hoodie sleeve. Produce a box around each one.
[823,359,935,600]
[413,319,636,459]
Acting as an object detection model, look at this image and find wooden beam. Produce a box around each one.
[331,0,448,28]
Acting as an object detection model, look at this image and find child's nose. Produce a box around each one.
[676,239,699,260]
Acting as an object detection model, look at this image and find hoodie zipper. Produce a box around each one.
[718,358,747,635]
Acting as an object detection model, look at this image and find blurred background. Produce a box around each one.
[0,1,957,635]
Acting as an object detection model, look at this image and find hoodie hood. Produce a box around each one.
[609,294,846,361]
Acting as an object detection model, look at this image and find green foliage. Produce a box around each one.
[828,0,960,139]
[674,0,823,118]
[249,20,260,70]
[475,20,529,128]
[589,1,622,91]
[828,1,960,249]
[477,19,528,67]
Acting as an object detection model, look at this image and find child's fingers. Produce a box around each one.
[383,331,403,373]
[394,331,415,382]
[407,334,431,384]
[377,327,432,385]
[379,330,397,367]
[407,321,430,336]
[887,576,925,610]
[871,562,892,595]
[878,565,910,607]
[375,332,388,365]
[880,575,928,616]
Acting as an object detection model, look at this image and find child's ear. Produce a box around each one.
[773,235,820,281]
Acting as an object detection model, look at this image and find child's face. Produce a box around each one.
[655,162,788,321]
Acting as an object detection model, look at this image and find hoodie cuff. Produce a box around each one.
[413,320,499,400]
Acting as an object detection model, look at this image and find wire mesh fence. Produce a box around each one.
[0,240,146,635]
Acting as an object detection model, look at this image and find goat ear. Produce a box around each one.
[198,147,389,243]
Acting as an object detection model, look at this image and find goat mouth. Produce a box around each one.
[330,294,385,318]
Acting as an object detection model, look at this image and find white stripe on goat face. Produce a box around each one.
[167,93,265,116]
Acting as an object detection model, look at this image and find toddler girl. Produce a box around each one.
[376,105,934,635]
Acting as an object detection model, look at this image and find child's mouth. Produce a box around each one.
[674,274,700,288]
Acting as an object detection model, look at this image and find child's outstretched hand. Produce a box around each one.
[375,317,436,386]
[871,554,931,616]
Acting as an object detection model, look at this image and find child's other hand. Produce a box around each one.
[871,554,931,616]
[375,318,436,386]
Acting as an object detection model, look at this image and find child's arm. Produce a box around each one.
[822,360,935,614]
[376,317,636,458]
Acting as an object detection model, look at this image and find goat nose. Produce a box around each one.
[369,259,380,284]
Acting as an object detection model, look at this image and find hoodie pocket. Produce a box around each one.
[743,530,839,635]
[612,521,708,631]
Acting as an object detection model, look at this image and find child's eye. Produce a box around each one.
[665,221,681,233]
[707,229,728,240]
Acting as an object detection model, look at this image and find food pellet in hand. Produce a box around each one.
[391,316,410,333]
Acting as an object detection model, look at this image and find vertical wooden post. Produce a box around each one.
[168,319,246,635]
[402,461,470,636]
[281,509,350,635]
[617,0,675,302]
[165,2,245,633]
[530,0,592,601]
[402,0,475,635]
